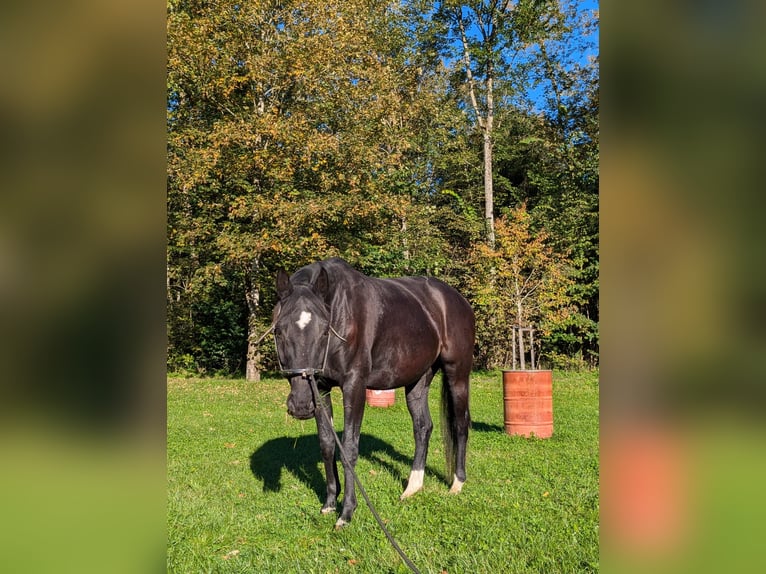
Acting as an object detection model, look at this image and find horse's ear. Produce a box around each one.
[313,267,329,299]
[276,269,292,299]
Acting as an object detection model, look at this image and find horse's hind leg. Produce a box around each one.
[401,369,436,500]
[442,359,471,494]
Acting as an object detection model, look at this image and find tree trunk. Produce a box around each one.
[484,35,496,248]
[456,7,495,247]
[401,215,410,269]
[245,259,261,382]
[483,127,495,247]
[516,289,525,369]
[246,316,261,382]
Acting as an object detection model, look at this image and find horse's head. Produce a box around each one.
[273,266,332,420]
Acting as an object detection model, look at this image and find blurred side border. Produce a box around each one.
[0,1,166,572]
[602,0,766,572]
[2,0,766,572]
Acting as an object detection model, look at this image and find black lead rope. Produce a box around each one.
[261,314,421,574]
[305,372,422,574]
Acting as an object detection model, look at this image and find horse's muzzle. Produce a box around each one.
[286,399,315,420]
[286,373,317,420]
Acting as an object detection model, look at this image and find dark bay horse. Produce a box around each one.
[271,257,475,528]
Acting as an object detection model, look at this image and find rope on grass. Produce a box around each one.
[307,374,422,574]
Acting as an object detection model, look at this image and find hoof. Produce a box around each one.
[399,486,422,501]
[449,476,465,494]
[320,506,335,515]
[334,518,349,530]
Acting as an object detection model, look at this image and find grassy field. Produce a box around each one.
[167,371,599,573]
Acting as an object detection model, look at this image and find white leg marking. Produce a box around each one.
[449,474,465,494]
[400,469,425,500]
[334,517,349,530]
[296,311,312,330]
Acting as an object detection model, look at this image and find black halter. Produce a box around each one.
[255,312,347,379]
[276,323,347,378]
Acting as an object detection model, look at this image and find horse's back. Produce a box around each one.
[385,276,471,324]
[382,276,474,361]
[294,258,474,364]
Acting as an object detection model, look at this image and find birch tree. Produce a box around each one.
[437,0,564,246]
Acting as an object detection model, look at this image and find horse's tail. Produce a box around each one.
[440,367,471,484]
[440,373,458,481]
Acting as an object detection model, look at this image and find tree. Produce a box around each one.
[468,1,599,366]
[165,0,599,375]
[167,0,457,377]
[436,0,565,246]
[525,3,599,366]
[467,205,573,368]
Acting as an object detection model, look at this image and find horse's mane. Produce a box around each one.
[293,258,365,290]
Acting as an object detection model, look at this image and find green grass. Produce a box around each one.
[168,371,599,573]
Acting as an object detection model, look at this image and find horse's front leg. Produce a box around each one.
[335,385,367,529]
[315,388,340,515]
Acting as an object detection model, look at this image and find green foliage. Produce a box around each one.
[467,205,575,369]
[167,371,599,572]
[167,262,247,375]
[166,0,599,374]
[167,0,461,374]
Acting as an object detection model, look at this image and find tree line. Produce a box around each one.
[167,0,598,378]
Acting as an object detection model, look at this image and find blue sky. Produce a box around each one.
[522,0,599,112]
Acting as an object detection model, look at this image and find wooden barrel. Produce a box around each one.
[366,389,395,408]
[502,370,553,438]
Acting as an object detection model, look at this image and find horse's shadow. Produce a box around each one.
[249,433,446,502]
[471,421,504,433]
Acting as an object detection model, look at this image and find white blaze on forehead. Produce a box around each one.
[296,311,312,330]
